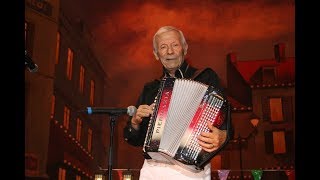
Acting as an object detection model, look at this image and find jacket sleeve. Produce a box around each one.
[123,85,150,147]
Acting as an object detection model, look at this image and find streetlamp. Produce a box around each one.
[122,169,133,180]
[94,172,106,180]
[95,168,134,180]
[237,116,260,180]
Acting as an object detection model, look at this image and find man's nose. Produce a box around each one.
[167,46,174,54]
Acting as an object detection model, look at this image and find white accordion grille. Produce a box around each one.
[158,79,208,156]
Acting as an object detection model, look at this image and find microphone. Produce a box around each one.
[25,50,38,72]
[82,105,137,116]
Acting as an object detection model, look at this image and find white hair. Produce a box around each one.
[152,26,188,54]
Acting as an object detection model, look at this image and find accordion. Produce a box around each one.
[143,77,230,172]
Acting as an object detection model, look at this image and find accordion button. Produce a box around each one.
[125,138,128,141]
[129,128,132,132]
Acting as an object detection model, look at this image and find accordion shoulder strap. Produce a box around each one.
[190,68,210,80]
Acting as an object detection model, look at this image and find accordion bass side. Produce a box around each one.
[143,77,230,172]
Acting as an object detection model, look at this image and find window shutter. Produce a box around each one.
[264,131,274,154]
[261,96,271,121]
[282,96,294,122]
[285,130,294,154]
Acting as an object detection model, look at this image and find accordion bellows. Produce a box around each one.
[143,77,228,172]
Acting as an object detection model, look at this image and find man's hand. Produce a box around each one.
[131,104,155,129]
[198,121,227,152]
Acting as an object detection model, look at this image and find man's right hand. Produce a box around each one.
[131,104,155,129]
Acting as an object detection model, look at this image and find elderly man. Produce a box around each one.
[124,26,232,180]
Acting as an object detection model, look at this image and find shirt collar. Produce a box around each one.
[162,60,189,79]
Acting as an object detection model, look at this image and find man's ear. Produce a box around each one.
[183,44,188,56]
[153,51,159,61]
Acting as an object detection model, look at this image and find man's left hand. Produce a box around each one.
[197,121,227,152]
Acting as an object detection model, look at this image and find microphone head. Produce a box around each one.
[127,106,137,116]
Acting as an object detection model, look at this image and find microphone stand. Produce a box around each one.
[83,107,135,179]
[107,114,119,180]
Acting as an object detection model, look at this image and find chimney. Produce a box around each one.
[274,43,286,62]
[227,52,237,64]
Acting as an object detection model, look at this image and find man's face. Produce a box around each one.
[154,30,186,74]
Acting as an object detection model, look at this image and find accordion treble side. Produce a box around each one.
[143,77,230,172]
